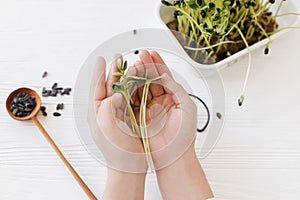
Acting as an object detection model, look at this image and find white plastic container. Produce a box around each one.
[156,1,299,77]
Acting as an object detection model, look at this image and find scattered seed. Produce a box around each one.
[53,112,61,117]
[62,88,72,95]
[40,106,47,117]
[216,112,222,119]
[42,83,72,97]
[42,71,48,78]
[51,82,58,89]
[56,87,63,91]
[40,81,71,117]
[50,90,58,97]
[40,106,46,111]
[56,103,64,110]
[42,111,47,116]
[134,50,139,55]
[133,29,137,35]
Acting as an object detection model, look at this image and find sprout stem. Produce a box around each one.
[275,12,300,18]
[184,40,236,51]
[236,26,252,106]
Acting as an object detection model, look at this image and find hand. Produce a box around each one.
[134,50,214,200]
[132,50,197,169]
[88,55,147,199]
[90,54,148,172]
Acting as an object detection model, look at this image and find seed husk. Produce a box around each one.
[51,82,58,89]
[264,47,269,55]
[53,112,61,117]
[56,103,64,110]
[216,112,222,119]
[209,2,215,8]
[42,71,48,78]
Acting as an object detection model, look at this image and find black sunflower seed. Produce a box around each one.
[53,112,61,117]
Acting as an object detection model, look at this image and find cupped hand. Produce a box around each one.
[132,50,198,170]
[89,54,147,173]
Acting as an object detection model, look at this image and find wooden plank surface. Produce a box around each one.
[1,0,300,199]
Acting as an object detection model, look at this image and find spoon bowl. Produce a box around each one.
[6,87,41,121]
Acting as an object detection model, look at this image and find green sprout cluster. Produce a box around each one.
[112,59,162,171]
[162,0,300,106]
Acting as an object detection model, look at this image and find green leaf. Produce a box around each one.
[112,82,123,92]
[117,59,122,71]
[187,0,198,10]
[205,28,214,34]
[223,0,231,6]
[215,25,223,34]
[113,81,123,86]
[113,72,123,77]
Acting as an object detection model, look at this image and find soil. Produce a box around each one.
[167,13,278,64]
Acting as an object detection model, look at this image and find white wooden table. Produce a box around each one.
[1,0,300,199]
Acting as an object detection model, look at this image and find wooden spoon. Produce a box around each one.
[6,87,97,200]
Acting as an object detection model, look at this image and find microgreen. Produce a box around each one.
[112,59,163,171]
[162,0,300,106]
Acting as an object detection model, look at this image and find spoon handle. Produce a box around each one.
[32,117,98,200]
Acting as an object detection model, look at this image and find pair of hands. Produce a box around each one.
[90,50,213,200]
[92,50,197,172]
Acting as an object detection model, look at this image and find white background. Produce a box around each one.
[1,0,300,199]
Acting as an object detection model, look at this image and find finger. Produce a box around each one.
[126,66,140,106]
[139,50,164,97]
[106,54,123,97]
[93,57,107,113]
[150,50,174,79]
[160,73,194,106]
[111,93,125,109]
[134,60,153,101]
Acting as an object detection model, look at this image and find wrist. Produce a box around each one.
[156,146,213,200]
[103,168,146,200]
[107,168,147,181]
[156,146,198,176]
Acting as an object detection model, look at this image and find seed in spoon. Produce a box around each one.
[9,92,36,117]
